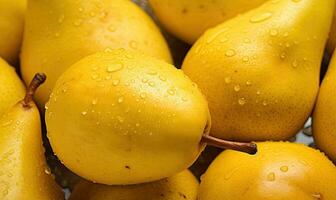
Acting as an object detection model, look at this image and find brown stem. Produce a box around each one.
[201,134,257,155]
[22,73,47,108]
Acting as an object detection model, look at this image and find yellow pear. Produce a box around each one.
[70,170,198,200]
[149,0,266,44]
[327,4,336,54]
[21,0,172,109]
[313,52,336,163]
[0,0,26,64]
[182,0,334,141]
[0,74,63,199]
[199,142,336,200]
[46,50,256,185]
[0,57,25,117]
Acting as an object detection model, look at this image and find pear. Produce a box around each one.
[46,50,256,185]
[70,170,198,200]
[21,0,172,109]
[0,57,25,117]
[149,0,266,44]
[0,0,26,64]
[182,0,334,141]
[327,4,336,54]
[0,73,63,199]
[199,142,336,200]
[313,52,336,163]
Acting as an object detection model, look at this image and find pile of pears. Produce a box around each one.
[1,0,336,199]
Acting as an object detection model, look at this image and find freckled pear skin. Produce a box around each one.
[313,53,336,163]
[149,0,267,44]
[199,142,336,200]
[21,0,172,109]
[182,0,334,141]
[70,170,198,200]
[0,0,26,64]
[0,58,25,117]
[0,74,63,200]
[46,50,210,185]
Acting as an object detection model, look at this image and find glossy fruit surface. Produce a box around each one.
[46,50,210,185]
[182,0,334,141]
[199,142,336,200]
[21,0,172,108]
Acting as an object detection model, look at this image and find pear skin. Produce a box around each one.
[0,74,63,199]
[313,52,336,163]
[0,0,26,64]
[0,58,25,117]
[21,0,172,109]
[46,49,256,185]
[70,170,198,200]
[327,4,336,54]
[149,0,266,44]
[199,142,336,200]
[182,0,335,141]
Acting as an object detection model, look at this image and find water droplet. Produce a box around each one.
[238,98,246,105]
[147,70,157,75]
[206,27,229,44]
[292,60,298,68]
[246,80,252,86]
[108,25,116,32]
[118,96,124,103]
[159,75,166,81]
[242,56,249,62]
[105,75,112,80]
[55,32,60,37]
[167,89,175,95]
[112,79,120,86]
[148,81,155,87]
[312,193,322,200]
[73,19,83,26]
[225,77,232,84]
[243,39,251,43]
[107,63,123,73]
[135,123,140,127]
[250,12,272,23]
[280,166,288,172]
[142,78,148,83]
[280,52,286,59]
[220,37,228,43]
[269,28,278,36]
[104,48,113,53]
[91,74,99,80]
[90,11,96,17]
[92,66,99,71]
[58,14,65,23]
[262,101,268,106]
[117,116,124,123]
[182,97,188,102]
[129,40,138,49]
[225,49,236,57]
[140,93,146,99]
[92,99,98,105]
[2,120,13,127]
[267,172,275,181]
[234,85,241,92]
[44,168,51,175]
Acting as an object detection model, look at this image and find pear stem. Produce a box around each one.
[201,134,257,155]
[22,73,46,108]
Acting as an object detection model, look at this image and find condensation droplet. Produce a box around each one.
[267,172,275,181]
[234,85,241,92]
[280,166,288,172]
[242,56,249,62]
[148,81,155,87]
[167,89,175,95]
[112,80,120,86]
[246,80,252,86]
[81,111,87,116]
[159,75,166,81]
[292,60,298,68]
[140,93,146,99]
[129,40,138,49]
[108,25,116,32]
[269,28,278,36]
[238,98,246,105]
[92,99,98,105]
[118,96,124,103]
[225,77,232,84]
[106,63,123,73]
[58,14,65,23]
[250,12,272,23]
[225,49,236,57]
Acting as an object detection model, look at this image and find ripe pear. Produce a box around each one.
[0,58,25,117]
[21,0,172,109]
[199,142,336,200]
[0,74,63,199]
[46,50,256,185]
[313,52,336,163]
[0,0,26,64]
[149,0,266,44]
[182,0,334,141]
[327,4,336,54]
[70,170,198,200]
